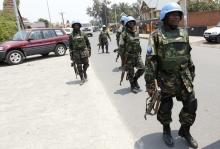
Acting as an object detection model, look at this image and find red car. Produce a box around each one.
[0,28,69,65]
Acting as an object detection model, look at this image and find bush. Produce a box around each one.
[189,1,220,12]
[0,13,17,42]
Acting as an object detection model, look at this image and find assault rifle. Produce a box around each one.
[144,79,161,120]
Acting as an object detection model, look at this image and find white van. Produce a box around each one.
[81,23,93,37]
[204,22,220,43]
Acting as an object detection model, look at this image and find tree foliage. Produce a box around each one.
[0,13,17,42]
[188,1,220,12]
[87,0,141,25]
[38,18,49,28]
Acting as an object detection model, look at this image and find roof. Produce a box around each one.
[142,0,180,10]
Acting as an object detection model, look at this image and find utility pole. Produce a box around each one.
[183,0,188,31]
[46,0,52,27]
[12,0,21,31]
[115,7,117,25]
[60,12,65,27]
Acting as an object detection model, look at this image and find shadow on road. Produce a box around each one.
[0,54,62,67]
[66,80,81,85]
[202,140,220,149]
[114,87,131,95]
[112,67,121,72]
[134,131,189,149]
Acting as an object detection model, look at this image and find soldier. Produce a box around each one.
[69,20,91,85]
[144,2,198,148]
[115,15,127,68]
[99,25,111,53]
[119,16,145,93]
[116,15,127,46]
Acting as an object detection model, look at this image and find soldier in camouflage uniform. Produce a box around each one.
[69,20,91,85]
[99,25,111,53]
[119,16,145,93]
[144,3,198,148]
[115,15,127,68]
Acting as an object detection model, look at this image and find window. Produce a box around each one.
[29,30,43,40]
[43,30,56,38]
[55,29,64,36]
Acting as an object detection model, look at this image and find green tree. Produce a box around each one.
[38,18,49,28]
[0,14,17,42]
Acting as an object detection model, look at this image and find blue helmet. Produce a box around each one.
[160,2,183,21]
[124,16,136,26]
[120,16,127,23]
[71,20,82,27]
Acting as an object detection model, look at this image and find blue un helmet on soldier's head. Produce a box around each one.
[71,20,82,28]
[160,2,183,21]
[120,15,127,24]
[124,16,136,26]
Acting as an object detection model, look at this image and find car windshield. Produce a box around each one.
[216,22,220,27]
[12,31,28,40]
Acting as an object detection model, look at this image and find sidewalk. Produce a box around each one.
[0,56,134,149]
[139,33,204,43]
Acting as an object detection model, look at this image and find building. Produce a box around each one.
[3,0,13,13]
[140,0,220,33]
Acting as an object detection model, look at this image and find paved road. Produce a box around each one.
[0,32,220,149]
[90,32,220,149]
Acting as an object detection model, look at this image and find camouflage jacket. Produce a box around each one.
[145,26,195,94]
[69,30,91,59]
[119,28,142,58]
[99,30,111,43]
[116,26,125,46]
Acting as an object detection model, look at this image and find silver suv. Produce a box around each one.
[204,22,220,43]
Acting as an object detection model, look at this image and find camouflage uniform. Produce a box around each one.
[99,29,111,53]
[69,30,91,81]
[145,25,197,127]
[120,28,145,91]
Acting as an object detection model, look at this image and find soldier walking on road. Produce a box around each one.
[144,2,198,148]
[69,20,91,85]
[115,15,127,68]
[119,16,145,93]
[99,25,111,53]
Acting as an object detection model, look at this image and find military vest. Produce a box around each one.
[71,32,87,49]
[125,31,141,55]
[157,28,190,72]
[100,31,108,41]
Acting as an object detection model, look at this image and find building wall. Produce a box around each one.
[3,0,13,13]
[180,10,220,27]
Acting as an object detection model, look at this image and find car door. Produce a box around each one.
[23,30,45,56]
[41,29,57,53]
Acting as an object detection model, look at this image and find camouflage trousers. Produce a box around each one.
[125,55,145,82]
[76,57,89,80]
[100,41,109,53]
[157,87,197,126]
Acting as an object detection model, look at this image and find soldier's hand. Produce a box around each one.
[146,83,156,97]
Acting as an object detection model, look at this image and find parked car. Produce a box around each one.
[62,27,73,35]
[0,28,69,65]
[81,27,93,37]
[204,22,220,43]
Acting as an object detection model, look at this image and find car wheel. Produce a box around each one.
[54,44,66,56]
[41,53,49,57]
[206,38,212,42]
[6,50,24,65]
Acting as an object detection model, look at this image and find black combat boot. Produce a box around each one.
[79,74,85,85]
[162,124,174,147]
[130,81,138,93]
[84,71,88,81]
[178,125,198,148]
[133,77,140,90]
